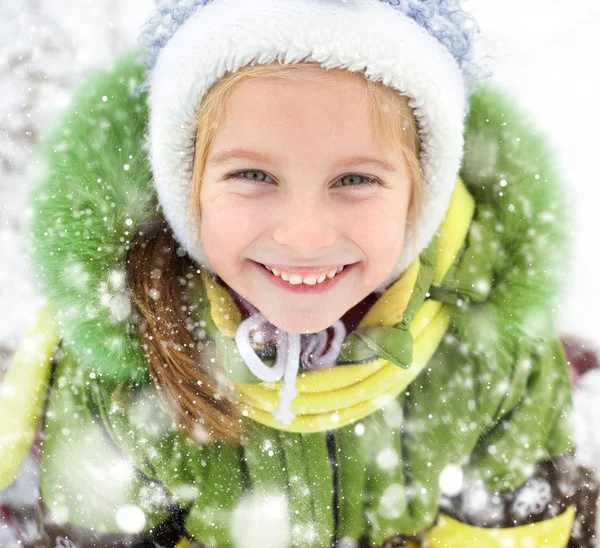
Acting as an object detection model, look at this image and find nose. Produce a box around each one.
[271,194,337,253]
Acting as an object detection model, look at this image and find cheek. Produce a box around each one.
[199,195,264,265]
[347,200,407,263]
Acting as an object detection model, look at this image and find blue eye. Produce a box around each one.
[226,170,380,190]
[228,170,273,183]
[335,174,380,189]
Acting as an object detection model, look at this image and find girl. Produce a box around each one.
[1,0,598,546]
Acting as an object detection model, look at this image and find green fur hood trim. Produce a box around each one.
[30,51,157,383]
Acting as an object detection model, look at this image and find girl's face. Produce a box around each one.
[199,68,412,334]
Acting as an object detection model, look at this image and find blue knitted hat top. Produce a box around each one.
[138,0,488,291]
[137,0,484,94]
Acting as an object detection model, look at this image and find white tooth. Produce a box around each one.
[272,266,343,285]
[289,274,303,285]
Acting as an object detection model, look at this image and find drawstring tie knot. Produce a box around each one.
[234,312,346,425]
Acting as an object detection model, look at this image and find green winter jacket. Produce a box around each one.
[0,49,583,547]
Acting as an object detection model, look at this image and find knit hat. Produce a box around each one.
[138,0,485,291]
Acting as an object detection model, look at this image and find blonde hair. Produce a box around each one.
[126,62,423,446]
[190,61,422,249]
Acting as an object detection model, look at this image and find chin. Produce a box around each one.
[263,311,340,335]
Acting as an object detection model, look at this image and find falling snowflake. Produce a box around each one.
[115,504,146,534]
[63,261,91,291]
[138,483,174,513]
[378,483,407,519]
[230,492,291,548]
[512,478,552,519]
[376,447,400,471]
[98,278,132,322]
[439,463,464,497]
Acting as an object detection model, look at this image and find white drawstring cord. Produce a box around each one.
[234,313,346,426]
[302,320,346,369]
[234,313,288,383]
[272,330,301,426]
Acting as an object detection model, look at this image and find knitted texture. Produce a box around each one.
[136,0,485,94]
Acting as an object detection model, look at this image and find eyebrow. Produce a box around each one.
[207,149,397,173]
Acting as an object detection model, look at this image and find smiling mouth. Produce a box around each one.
[254,261,356,288]
[261,264,346,285]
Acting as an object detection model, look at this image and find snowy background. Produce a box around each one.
[1,0,599,543]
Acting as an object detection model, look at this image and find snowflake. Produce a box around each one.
[139,483,174,512]
[98,279,132,322]
[378,483,407,519]
[439,463,464,497]
[376,447,400,470]
[63,261,90,291]
[512,478,552,519]
[231,492,291,548]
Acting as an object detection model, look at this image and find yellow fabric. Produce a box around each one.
[241,303,451,432]
[423,506,576,547]
[0,303,60,489]
[237,303,451,425]
[432,178,475,286]
[358,258,420,328]
[174,539,193,548]
[202,271,242,338]
[203,179,475,433]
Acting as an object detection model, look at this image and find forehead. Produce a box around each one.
[209,68,388,163]
[224,67,367,117]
